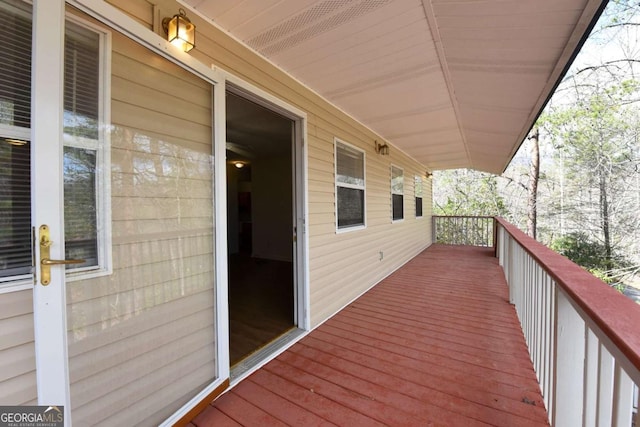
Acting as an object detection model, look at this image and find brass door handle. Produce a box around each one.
[39,225,85,285]
[41,258,85,266]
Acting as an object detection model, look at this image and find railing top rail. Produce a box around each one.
[495,217,640,373]
[432,215,494,219]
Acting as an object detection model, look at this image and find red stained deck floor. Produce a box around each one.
[193,245,550,426]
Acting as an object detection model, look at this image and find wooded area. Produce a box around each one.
[434,0,640,293]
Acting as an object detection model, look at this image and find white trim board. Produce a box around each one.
[223,72,311,333]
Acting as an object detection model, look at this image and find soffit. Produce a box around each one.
[184,0,606,173]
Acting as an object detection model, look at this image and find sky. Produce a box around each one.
[507,1,640,166]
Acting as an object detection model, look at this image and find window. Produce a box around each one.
[0,0,32,284]
[63,18,109,275]
[0,10,110,288]
[0,136,31,282]
[391,165,403,221]
[335,140,365,230]
[415,175,423,218]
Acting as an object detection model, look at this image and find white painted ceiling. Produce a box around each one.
[184,0,606,173]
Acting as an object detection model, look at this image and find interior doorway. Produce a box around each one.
[225,88,299,367]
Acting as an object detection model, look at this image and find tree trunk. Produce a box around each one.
[599,170,613,270]
[527,127,540,239]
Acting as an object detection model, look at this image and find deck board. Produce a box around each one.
[193,245,550,426]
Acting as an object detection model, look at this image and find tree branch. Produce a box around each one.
[575,59,640,76]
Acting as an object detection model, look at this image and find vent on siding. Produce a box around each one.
[248,0,391,56]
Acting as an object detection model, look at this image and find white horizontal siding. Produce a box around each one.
[0,289,36,405]
[66,7,217,426]
[305,111,432,326]
[113,0,436,327]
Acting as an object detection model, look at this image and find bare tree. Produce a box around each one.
[526,127,540,239]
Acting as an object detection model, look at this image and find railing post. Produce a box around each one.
[612,364,634,426]
[553,289,586,426]
[430,216,497,247]
[497,218,640,426]
[583,329,599,426]
[508,236,517,305]
[635,387,640,426]
[492,217,497,257]
[431,216,436,243]
[598,346,615,425]
[543,273,556,417]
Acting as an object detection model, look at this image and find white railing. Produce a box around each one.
[432,215,495,247]
[496,218,640,426]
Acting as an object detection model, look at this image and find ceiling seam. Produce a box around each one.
[363,103,452,123]
[325,64,440,99]
[420,0,473,169]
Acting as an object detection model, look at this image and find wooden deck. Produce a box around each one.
[192,245,550,426]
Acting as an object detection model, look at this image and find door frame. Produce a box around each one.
[32,1,71,419]
[223,76,310,334]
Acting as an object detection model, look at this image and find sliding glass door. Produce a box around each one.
[2,1,220,423]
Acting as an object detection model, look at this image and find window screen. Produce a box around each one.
[415,175,423,218]
[63,20,102,271]
[336,141,365,229]
[0,0,31,130]
[337,187,365,228]
[0,137,31,279]
[64,146,98,267]
[64,21,100,139]
[391,166,403,221]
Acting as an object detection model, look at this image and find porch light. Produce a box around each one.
[234,162,245,169]
[162,9,195,52]
[374,140,389,156]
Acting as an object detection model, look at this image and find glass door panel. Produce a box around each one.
[0,2,217,420]
[64,10,217,426]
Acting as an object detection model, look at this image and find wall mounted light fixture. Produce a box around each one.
[234,162,245,169]
[162,9,196,52]
[374,140,389,156]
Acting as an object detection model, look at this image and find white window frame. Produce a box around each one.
[415,174,424,219]
[391,165,404,222]
[335,138,366,233]
[0,125,32,293]
[0,12,112,291]
[63,14,112,282]
[0,0,36,292]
